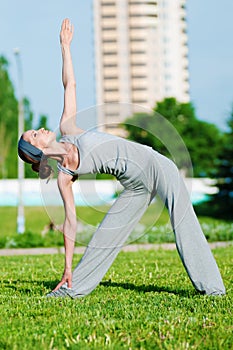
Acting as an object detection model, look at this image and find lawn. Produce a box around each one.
[0,247,232,349]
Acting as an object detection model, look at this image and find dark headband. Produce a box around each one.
[18,137,44,162]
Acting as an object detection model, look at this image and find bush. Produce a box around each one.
[3,230,64,249]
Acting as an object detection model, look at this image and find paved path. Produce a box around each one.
[0,242,232,256]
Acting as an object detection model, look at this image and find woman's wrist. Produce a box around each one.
[61,43,71,53]
[65,265,72,271]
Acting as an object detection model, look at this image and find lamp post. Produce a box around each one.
[14,48,25,234]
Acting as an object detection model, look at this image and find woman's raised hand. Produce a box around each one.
[60,18,74,46]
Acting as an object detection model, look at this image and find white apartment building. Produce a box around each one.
[93,0,190,133]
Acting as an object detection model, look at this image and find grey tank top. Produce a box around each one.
[57,130,154,190]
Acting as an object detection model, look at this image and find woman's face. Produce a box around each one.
[23,128,56,150]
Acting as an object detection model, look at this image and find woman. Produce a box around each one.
[18,19,225,298]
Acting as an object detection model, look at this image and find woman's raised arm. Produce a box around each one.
[59,19,84,136]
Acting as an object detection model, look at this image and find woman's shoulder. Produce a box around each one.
[59,129,86,142]
[59,129,124,145]
[61,126,85,136]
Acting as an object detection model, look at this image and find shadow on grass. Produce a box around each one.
[100,280,195,297]
[2,279,196,298]
[1,279,56,295]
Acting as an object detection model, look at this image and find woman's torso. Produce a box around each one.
[58,130,155,191]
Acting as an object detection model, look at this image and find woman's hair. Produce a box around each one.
[32,159,53,180]
[18,143,53,180]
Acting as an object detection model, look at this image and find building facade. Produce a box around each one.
[93,0,189,133]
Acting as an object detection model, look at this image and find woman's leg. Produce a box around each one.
[154,154,225,295]
[48,188,151,298]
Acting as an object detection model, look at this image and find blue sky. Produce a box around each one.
[0,0,233,131]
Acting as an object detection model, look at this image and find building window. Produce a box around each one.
[103,51,117,55]
[129,1,145,4]
[104,63,118,67]
[131,75,147,79]
[103,39,117,43]
[104,99,119,103]
[129,14,144,18]
[130,38,145,42]
[131,62,146,66]
[129,13,157,19]
[165,74,172,80]
[104,88,119,92]
[132,87,147,91]
[163,36,170,43]
[105,124,119,129]
[165,86,171,93]
[104,76,118,80]
[101,1,115,6]
[102,14,116,19]
[130,50,146,54]
[102,27,116,31]
[129,25,147,30]
[164,61,171,68]
[129,1,157,4]
[106,113,118,117]
[132,99,148,103]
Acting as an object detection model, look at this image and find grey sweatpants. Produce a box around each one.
[47,152,225,298]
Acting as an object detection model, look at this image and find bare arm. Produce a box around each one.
[59,19,84,136]
[53,171,77,291]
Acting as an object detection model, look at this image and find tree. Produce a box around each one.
[24,97,33,131]
[0,56,18,178]
[24,109,49,178]
[0,55,50,178]
[202,108,233,219]
[37,114,49,130]
[0,122,11,178]
[124,98,223,177]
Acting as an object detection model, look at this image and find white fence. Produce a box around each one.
[0,178,217,206]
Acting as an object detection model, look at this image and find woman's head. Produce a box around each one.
[18,128,54,179]
[18,137,43,163]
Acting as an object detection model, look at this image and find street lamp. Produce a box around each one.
[14,48,25,234]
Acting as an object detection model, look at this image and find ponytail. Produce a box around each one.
[18,148,53,180]
[32,159,53,180]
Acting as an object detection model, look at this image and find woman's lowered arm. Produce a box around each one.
[53,171,77,291]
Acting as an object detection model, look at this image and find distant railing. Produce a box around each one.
[0,178,217,207]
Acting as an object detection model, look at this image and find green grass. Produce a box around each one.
[0,248,232,349]
[0,204,232,248]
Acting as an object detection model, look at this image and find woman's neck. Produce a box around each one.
[44,140,78,168]
[43,140,69,160]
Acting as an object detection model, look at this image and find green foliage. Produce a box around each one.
[0,248,232,349]
[24,97,34,130]
[0,56,18,178]
[124,98,223,177]
[0,55,50,178]
[1,230,64,249]
[212,111,233,218]
[37,114,49,129]
[0,205,232,248]
[23,97,37,178]
[197,108,233,219]
[24,111,50,178]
